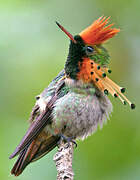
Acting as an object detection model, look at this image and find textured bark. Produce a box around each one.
[53,142,74,180]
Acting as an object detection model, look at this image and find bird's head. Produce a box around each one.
[56,16,135,109]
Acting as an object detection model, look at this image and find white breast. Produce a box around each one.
[52,91,112,140]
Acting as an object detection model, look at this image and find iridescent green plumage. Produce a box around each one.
[90,45,110,65]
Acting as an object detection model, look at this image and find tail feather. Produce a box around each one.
[11,133,60,176]
[32,136,60,162]
[11,148,27,176]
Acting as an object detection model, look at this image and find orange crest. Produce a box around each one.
[80,16,120,45]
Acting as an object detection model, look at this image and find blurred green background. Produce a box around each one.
[0,0,140,180]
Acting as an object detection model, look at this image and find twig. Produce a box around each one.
[53,142,74,180]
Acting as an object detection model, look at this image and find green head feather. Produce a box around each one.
[85,45,110,66]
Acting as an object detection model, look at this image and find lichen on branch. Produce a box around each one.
[53,142,74,180]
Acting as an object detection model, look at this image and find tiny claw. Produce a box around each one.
[71,140,78,148]
[58,134,77,148]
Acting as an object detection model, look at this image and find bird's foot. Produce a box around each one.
[58,134,77,148]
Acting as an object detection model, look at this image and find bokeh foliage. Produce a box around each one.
[0,0,140,180]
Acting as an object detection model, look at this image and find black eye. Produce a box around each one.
[86,46,94,54]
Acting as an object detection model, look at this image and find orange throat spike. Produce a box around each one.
[77,58,135,110]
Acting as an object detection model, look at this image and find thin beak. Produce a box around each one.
[56,21,77,43]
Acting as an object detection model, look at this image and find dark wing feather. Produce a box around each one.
[31,135,60,162]
[9,71,65,159]
[9,95,56,159]
[11,133,60,176]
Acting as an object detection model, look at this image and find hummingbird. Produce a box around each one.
[9,16,135,176]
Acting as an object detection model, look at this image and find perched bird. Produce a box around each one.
[9,16,135,176]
